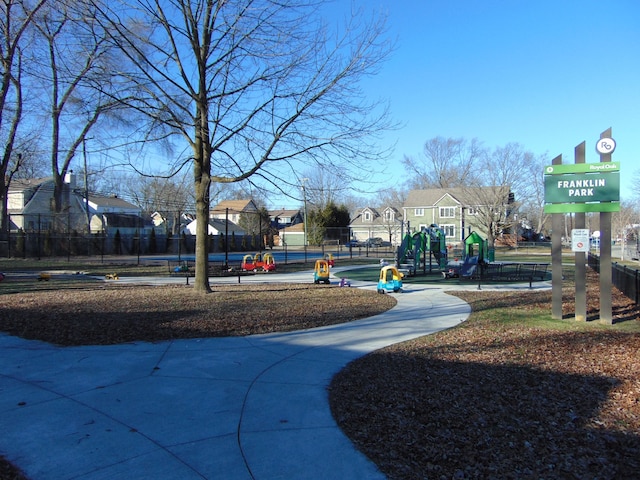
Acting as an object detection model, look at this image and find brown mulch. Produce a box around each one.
[0,283,396,346]
[329,274,640,480]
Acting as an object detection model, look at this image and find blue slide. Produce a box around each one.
[459,255,479,278]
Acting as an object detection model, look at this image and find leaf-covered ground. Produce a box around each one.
[329,278,640,479]
[2,272,639,479]
[0,282,396,479]
[0,283,396,346]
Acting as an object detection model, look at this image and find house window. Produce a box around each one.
[384,210,394,221]
[466,207,478,216]
[442,224,455,238]
[414,208,424,217]
[364,211,371,221]
[439,207,455,218]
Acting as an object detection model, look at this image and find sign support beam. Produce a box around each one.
[599,128,613,324]
[551,155,563,320]
[575,142,586,322]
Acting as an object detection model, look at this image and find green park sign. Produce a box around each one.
[543,161,620,213]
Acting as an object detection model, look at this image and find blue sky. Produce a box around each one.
[347,0,639,201]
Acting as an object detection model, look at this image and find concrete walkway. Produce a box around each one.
[0,269,549,479]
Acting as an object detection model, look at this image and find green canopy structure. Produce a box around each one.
[464,231,486,261]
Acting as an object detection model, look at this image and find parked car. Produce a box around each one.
[344,240,363,248]
[365,237,384,247]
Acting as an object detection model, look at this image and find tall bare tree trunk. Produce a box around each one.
[193,101,211,292]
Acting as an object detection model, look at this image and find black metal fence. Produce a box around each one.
[588,253,640,305]
[0,230,268,259]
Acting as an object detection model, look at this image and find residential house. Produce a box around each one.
[87,193,148,235]
[210,199,259,223]
[349,206,403,245]
[402,187,512,245]
[7,173,150,236]
[278,221,305,247]
[183,218,245,236]
[268,208,304,229]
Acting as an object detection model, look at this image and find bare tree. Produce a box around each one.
[94,0,394,292]
[402,136,484,189]
[123,172,194,234]
[516,151,549,237]
[32,0,125,217]
[612,201,640,260]
[299,164,350,211]
[0,0,48,236]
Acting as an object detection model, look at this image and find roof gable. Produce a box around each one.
[211,199,258,214]
[406,187,510,207]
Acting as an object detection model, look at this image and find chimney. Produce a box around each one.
[64,170,76,189]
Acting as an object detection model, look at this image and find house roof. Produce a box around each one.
[88,194,139,210]
[348,205,402,227]
[269,208,301,218]
[280,222,305,233]
[7,177,50,192]
[209,218,246,234]
[184,218,246,235]
[211,199,258,215]
[405,187,510,207]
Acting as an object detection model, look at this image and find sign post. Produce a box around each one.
[544,128,619,324]
[598,129,614,324]
[574,143,586,323]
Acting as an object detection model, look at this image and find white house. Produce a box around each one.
[183,218,245,236]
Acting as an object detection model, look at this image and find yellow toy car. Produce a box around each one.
[313,259,331,284]
[377,265,403,293]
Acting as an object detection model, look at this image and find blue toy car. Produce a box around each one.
[377,265,403,293]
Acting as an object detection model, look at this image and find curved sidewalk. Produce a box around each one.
[1,271,522,479]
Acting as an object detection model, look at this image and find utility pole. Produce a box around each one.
[301,178,308,261]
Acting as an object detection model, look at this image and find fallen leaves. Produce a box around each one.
[329,275,640,480]
[0,283,396,346]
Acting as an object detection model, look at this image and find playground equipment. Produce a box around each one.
[377,265,403,293]
[313,259,331,284]
[241,253,268,272]
[444,232,548,284]
[262,253,276,271]
[241,254,256,271]
[398,224,448,276]
[325,253,335,267]
[456,231,488,279]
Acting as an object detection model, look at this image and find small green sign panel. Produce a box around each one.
[543,161,621,214]
[544,161,619,175]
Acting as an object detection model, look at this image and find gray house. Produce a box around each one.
[403,186,513,245]
[349,206,403,245]
[7,173,150,235]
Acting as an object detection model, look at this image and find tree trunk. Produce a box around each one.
[193,173,211,292]
[192,100,211,293]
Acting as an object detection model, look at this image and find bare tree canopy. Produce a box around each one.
[402,136,550,247]
[0,0,48,235]
[93,0,394,291]
[31,0,128,216]
[402,136,483,189]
